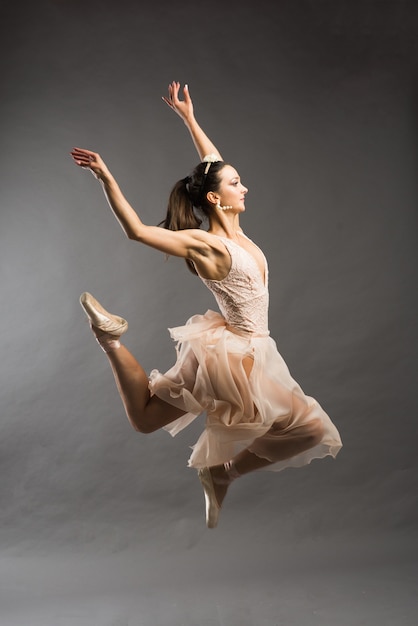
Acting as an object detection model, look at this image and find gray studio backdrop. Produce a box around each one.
[0,1,417,625]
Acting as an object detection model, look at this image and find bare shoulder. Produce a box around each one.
[186,229,229,258]
[187,230,231,281]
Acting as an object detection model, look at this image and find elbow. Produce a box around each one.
[126,225,148,242]
[126,228,142,241]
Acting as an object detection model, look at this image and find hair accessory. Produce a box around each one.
[203,153,222,175]
[196,154,223,205]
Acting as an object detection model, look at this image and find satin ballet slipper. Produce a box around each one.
[79,292,128,352]
[198,467,221,529]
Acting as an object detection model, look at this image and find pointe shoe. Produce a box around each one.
[198,467,221,529]
[79,292,128,337]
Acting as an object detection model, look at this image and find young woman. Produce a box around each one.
[71,82,342,528]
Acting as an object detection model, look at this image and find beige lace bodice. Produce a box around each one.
[200,235,269,336]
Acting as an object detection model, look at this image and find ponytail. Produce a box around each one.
[160,178,202,232]
[159,161,226,275]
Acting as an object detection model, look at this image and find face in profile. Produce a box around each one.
[212,165,248,212]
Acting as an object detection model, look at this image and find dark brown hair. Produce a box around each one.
[160,160,226,274]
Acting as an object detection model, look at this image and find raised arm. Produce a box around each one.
[70,147,215,260]
[162,82,223,162]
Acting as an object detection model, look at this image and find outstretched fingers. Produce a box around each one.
[71,147,96,167]
[162,81,193,119]
[70,147,108,180]
[162,80,179,109]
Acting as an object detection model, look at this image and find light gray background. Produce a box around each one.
[1,1,417,624]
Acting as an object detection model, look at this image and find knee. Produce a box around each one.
[305,418,325,446]
[134,424,154,434]
[129,414,157,434]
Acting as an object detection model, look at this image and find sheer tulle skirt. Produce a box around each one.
[149,310,342,470]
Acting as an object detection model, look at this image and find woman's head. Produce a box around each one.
[160,160,248,273]
[186,160,226,213]
[161,160,227,233]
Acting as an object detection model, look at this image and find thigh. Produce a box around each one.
[242,354,254,379]
[143,395,187,432]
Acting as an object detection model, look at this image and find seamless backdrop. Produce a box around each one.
[0,1,417,625]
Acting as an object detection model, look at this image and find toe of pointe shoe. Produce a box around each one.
[79,292,128,337]
[198,467,221,529]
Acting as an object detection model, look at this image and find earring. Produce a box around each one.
[216,202,233,211]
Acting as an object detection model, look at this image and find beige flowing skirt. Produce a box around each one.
[149,310,342,470]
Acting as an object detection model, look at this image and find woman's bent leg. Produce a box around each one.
[105,345,186,433]
[79,292,186,433]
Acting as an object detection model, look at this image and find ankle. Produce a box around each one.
[224,460,241,482]
[211,461,240,486]
[92,325,122,353]
[96,336,121,353]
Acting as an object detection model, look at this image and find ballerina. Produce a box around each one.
[71,82,342,528]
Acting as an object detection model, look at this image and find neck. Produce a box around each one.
[209,212,242,239]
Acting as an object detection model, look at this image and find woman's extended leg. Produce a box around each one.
[198,353,327,526]
[207,355,326,508]
[208,417,325,509]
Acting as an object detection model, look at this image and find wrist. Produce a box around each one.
[98,169,114,185]
[183,114,197,128]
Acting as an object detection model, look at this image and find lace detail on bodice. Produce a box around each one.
[199,235,269,336]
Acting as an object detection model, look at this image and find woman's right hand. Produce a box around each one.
[162,81,194,123]
[70,147,111,181]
